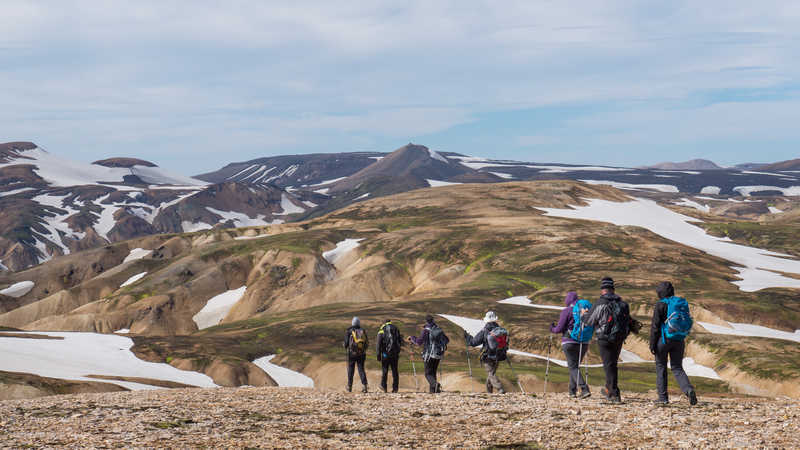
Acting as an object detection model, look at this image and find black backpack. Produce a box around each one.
[596,300,630,343]
[425,324,449,361]
[380,323,400,357]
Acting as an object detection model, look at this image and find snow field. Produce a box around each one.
[579,180,679,193]
[734,185,800,197]
[426,179,462,187]
[181,221,213,233]
[206,207,271,228]
[0,332,217,390]
[192,286,247,330]
[252,355,315,388]
[120,272,147,287]
[275,193,306,215]
[322,238,364,265]
[698,321,800,343]
[539,198,800,292]
[700,186,721,195]
[123,248,152,264]
[0,280,35,298]
[674,198,710,213]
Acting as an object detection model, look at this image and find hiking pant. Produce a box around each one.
[655,338,694,401]
[381,356,399,392]
[597,339,624,399]
[347,355,367,389]
[424,358,440,393]
[483,359,504,393]
[562,343,589,395]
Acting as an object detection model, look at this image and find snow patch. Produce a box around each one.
[768,206,783,214]
[0,187,35,197]
[673,198,710,213]
[489,172,515,179]
[698,321,800,343]
[123,248,151,264]
[426,179,462,187]
[115,329,130,334]
[252,355,315,388]
[677,358,721,380]
[428,148,449,164]
[275,193,306,215]
[234,234,270,241]
[193,286,247,330]
[206,207,270,228]
[120,272,147,288]
[734,186,800,197]
[539,198,800,291]
[181,221,213,233]
[0,281,35,298]
[497,296,562,310]
[302,200,318,208]
[700,186,721,195]
[354,193,370,200]
[322,239,364,265]
[579,180,679,193]
[309,177,347,187]
[0,331,217,389]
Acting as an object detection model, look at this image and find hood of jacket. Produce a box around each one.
[564,291,578,307]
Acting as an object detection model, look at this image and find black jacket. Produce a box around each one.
[586,293,630,342]
[649,300,669,351]
[376,322,401,359]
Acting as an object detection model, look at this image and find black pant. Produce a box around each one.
[424,358,440,393]
[562,343,589,395]
[347,355,367,389]
[655,338,694,401]
[381,356,399,392]
[597,339,624,399]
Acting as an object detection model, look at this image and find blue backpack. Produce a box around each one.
[661,296,693,342]
[569,299,594,343]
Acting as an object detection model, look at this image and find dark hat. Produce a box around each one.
[601,277,615,290]
[425,314,434,323]
[656,281,674,299]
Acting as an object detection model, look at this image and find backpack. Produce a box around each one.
[595,299,630,343]
[425,324,449,361]
[349,328,367,356]
[380,323,400,357]
[661,296,693,343]
[485,326,509,361]
[569,299,594,343]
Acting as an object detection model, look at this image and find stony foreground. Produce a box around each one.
[1,387,797,448]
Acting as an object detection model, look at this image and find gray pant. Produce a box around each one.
[562,343,589,395]
[655,338,694,401]
[483,360,504,393]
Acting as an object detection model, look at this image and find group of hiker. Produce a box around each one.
[343,276,698,405]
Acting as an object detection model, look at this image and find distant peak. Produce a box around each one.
[92,157,158,168]
[643,158,723,171]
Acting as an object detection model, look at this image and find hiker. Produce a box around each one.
[464,311,507,394]
[550,291,592,398]
[585,277,631,403]
[408,315,449,393]
[344,316,369,393]
[377,319,402,393]
[649,281,698,405]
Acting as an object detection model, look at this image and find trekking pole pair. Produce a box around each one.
[409,348,420,392]
[465,337,474,393]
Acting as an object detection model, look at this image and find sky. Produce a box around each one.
[2,1,799,175]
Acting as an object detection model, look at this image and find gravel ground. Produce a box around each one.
[1,387,797,448]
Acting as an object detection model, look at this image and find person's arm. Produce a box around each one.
[649,302,666,353]
[550,307,573,334]
[377,329,384,358]
[344,328,350,349]
[467,329,485,347]
[409,327,427,346]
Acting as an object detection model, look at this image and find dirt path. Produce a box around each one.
[1,387,797,448]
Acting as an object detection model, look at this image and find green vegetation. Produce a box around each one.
[702,222,800,257]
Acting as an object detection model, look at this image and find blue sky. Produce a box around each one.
[2,1,799,174]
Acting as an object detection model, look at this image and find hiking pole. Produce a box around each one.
[543,334,553,398]
[506,358,526,394]
[465,338,474,393]
[578,323,587,393]
[409,349,419,392]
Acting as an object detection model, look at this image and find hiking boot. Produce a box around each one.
[568,392,577,398]
[579,390,592,399]
[362,385,368,393]
[391,389,398,393]
[346,385,352,393]
[600,387,610,399]
[380,385,387,393]
[654,399,669,406]
[686,390,697,406]
[435,383,442,393]
[609,396,622,404]
[487,385,493,394]
[498,388,506,394]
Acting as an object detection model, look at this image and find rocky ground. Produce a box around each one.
[1,387,797,448]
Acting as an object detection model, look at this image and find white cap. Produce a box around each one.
[483,311,498,323]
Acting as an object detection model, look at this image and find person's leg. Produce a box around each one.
[390,357,399,392]
[608,340,623,399]
[356,355,368,390]
[484,360,503,393]
[424,359,438,393]
[597,340,614,398]
[347,357,356,391]
[655,338,670,402]
[563,343,579,396]
[668,340,695,397]
[380,358,390,392]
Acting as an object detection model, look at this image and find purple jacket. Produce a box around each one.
[550,292,579,344]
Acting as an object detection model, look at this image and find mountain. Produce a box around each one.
[643,159,724,170]
[733,163,767,170]
[0,142,312,271]
[760,158,800,171]
[195,151,385,188]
